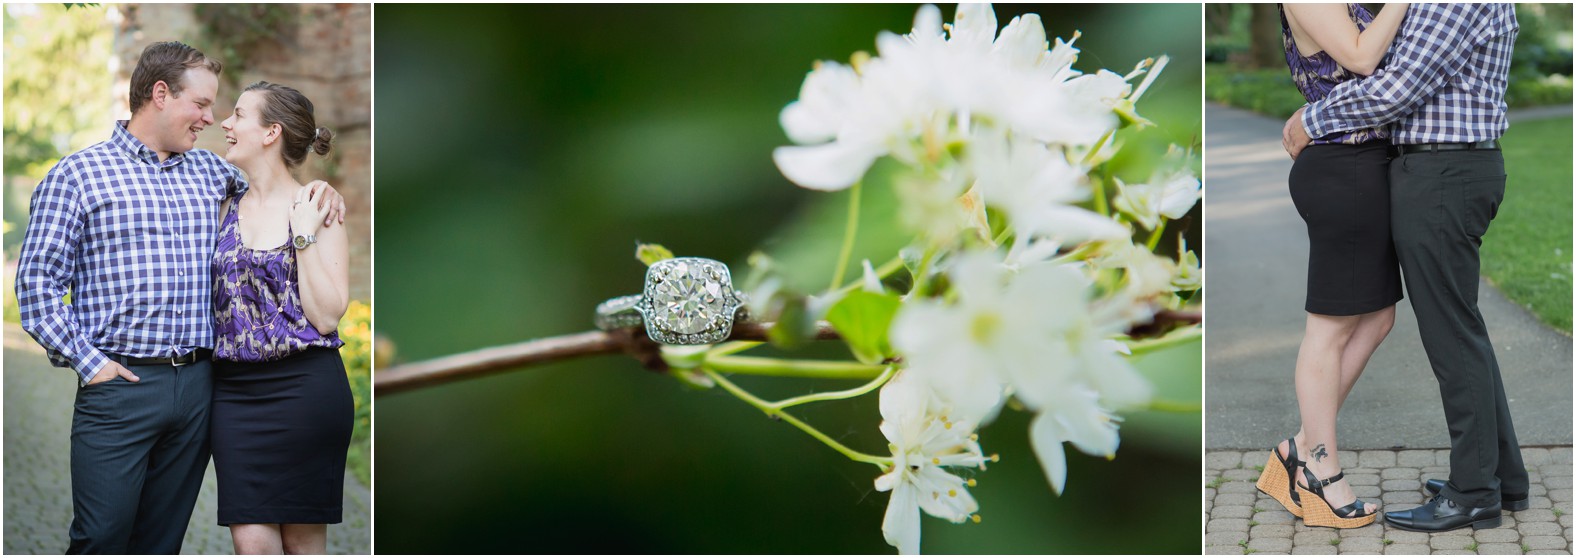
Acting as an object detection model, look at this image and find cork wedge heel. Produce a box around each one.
[1254,437,1303,517]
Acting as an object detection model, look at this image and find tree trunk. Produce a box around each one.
[1204,3,1234,39]
[1247,3,1284,69]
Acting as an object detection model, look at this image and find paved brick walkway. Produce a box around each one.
[1206,448,1574,555]
[2,325,371,554]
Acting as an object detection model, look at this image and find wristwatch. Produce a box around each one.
[292,234,317,250]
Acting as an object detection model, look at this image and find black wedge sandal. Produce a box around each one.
[1295,467,1376,528]
[1255,437,1303,517]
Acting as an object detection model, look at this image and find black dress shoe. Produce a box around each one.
[1423,478,1529,511]
[1386,493,1502,532]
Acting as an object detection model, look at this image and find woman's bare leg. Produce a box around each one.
[1289,305,1397,447]
[281,524,327,555]
[1291,311,1376,514]
[230,524,283,555]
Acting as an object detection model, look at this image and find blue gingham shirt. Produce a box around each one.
[1305,3,1518,144]
[16,121,246,384]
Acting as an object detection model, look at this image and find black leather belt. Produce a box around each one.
[109,349,212,367]
[1393,140,1500,155]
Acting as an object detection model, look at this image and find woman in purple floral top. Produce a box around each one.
[1253,3,1409,531]
[211,81,351,554]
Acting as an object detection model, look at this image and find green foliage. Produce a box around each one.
[1483,117,1574,333]
[338,300,373,485]
[1204,63,1307,118]
[1507,75,1574,108]
[3,261,17,325]
[192,4,294,84]
[1203,4,1252,63]
[635,243,675,266]
[2,4,113,176]
[1512,4,1574,80]
[824,290,901,365]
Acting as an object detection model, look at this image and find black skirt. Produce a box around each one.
[212,347,353,525]
[1287,142,1404,316]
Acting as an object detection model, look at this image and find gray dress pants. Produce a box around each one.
[67,359,212,554]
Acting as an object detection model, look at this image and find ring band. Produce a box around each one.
[595,257,748,345]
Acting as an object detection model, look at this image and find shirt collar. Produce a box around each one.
[111,120,186,167]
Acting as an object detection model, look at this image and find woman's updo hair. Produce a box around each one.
[243,81,333,168]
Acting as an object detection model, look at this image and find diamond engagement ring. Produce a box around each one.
[595,257,749,345]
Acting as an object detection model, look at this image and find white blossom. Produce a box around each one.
[968,128,1129,267]
[1112,150,1201,230]
[890,254,1151,494]
[875,370,990,555]
[774,3,1153,192]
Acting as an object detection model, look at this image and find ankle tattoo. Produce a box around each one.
[1311,444,1329,462]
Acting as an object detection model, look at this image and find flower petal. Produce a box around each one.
[1159,170,1201,219]
[1029,412,1069,494]
[994,14,1047,69]
[910,4,944,43]
[875,470,900,493]
[780,61,862,145]
[916,468,977,521]
[949,3,998,51]
[882,484,923,555]
[772,141,884,191]
[1051,387,1121,458]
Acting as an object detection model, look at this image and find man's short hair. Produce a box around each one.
[128,41,222,114]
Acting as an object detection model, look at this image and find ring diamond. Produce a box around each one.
[596,257,747,345]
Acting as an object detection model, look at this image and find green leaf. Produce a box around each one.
[824,290,901,365]
[767,296,810,349]
[635,243,674,266]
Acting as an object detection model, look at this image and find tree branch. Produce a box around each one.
[374,309,1202,397]
[374,321,841,397]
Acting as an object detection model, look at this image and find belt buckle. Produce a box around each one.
[171,354,189,367]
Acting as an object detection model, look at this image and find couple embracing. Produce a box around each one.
[16,41,354,554]
[1258,3,1523,533]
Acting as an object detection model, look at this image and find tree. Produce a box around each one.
[1246,4,1283,70]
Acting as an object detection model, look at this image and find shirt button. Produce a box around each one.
[177,310,184,315]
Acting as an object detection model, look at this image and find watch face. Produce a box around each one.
[293,235,308,249]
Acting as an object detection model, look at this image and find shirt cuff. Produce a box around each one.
[1302,99,1327,139]
[75,349,110,386]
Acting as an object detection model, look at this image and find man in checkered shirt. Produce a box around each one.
[1282,4,1524,534]
[14,42,345,553]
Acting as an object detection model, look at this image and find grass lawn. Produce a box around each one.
[1483,116,1573,333]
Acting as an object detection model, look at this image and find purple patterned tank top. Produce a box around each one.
[1280,3,1389,145]
[211,194,342,362]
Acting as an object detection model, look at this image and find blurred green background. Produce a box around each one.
[374,4,1202,553]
